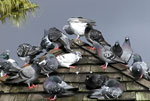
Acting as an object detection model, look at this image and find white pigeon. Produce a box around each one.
[64,17,96,40]
[56,51,82,68]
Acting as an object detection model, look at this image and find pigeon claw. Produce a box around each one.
[32,84,38,88]
[88,46,95,50]
[46,96,56,101]
[28,86,33,89]
[100,65,107,70]
[54,47,59,50]
[69,66,76,69]
[2,74,8,77]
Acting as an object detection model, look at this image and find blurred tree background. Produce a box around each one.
[0,0,38,27]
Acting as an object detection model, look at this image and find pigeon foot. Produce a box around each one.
[69,66,76,69]
[54,47,59,50]
[88,46,95,50]
[46,96,56,101]
[2,74,8,77]
[100,65,107,70]
[28,86,33,89]
[32,84,38,88]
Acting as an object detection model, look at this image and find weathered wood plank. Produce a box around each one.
[64,74,80,82]
[122,75,133,81]
[126,82,146,91]
[0,83,12,93]
[27,94,44,101]
[90,65,119,73]
[87,56,100,64]
[136,92,150,100]
[14,94,29,101]
[0,94,16,101]
[78,65,91,73]
[58,94,84,101]
[111,63,129,71]
[56,68,70,73]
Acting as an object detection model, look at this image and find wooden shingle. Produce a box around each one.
[0,40,150,101]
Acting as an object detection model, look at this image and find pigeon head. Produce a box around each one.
[63,25,69,31]
[114,41,120,46]
[0,51,10,60]
[125,37,129,42]
[133,53,142,63]
[132,63,143,79]
[123,36,131,47]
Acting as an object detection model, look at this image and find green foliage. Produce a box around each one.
[0,0,38,27]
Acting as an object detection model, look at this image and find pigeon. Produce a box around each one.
[56,51,82,68]
[17,43,43,64]
[39,53,59,77]
[45,27,72,52]
[40,30,55,51]
[0,50,20,77]
[0,50,19,68]
[91,40,125,70]
[84,26,111,50]
[43,76,78,100]
[88,79,123,99]
[110,41,123,58]
[121,37,133,64]
[85,74,109,89]
[64,17,96,40]
[130,53,150,80]
[0,59,20,77]
[5,61,41,89]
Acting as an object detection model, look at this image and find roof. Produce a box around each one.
[0,40,150,101]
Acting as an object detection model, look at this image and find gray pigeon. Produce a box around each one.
[0,51,20,77]
[40,30,55,51]
[0,59,20,77]
[17,43,43,64]
[39,53,59,77]
[84,26,111,50]
[85,74,109,89]
[64,17,96,40]
[88,79,123,99]
[0,50,19,68]
[110,41,123,58]
[130,53,150,80]
[43,76,78,100]
[56,51,82,68]
[121,37,133,64]
[45,27,72,52]
[91,40,125,70]
[5,61,41,89]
